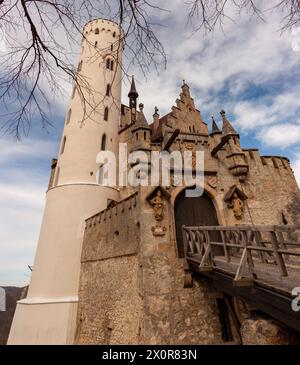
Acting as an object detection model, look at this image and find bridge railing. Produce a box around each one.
[182,224,300,284]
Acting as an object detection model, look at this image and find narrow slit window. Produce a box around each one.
[106,84,111,96]
[95,41,98,47]
[104,107,109,121]
[61,136,66,154]
[113,32,116,38]
[54,167,60,187]
[106,58,110,69]
[110,60,114,71]
[144,132,146,140]
[95,28,99,34]
[66,109,72,124]
[101,134,107,151]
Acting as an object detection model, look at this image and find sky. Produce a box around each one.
[1,0,300,286]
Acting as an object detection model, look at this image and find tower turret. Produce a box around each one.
[8,19,124,345]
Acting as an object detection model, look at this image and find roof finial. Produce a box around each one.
[154,106,159,115]
[139,103,144,112]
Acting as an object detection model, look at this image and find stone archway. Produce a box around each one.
[174,189,219,257]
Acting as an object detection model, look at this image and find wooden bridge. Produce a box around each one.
[182,224,300,333]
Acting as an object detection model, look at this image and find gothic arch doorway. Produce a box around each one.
[174,190,219,258]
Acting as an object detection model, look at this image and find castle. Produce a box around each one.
[8,18,300,345]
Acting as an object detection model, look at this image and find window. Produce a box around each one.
[104,107,109,121]
[106,58,114,71]
[71,86,76,99]
[66,109,72,124]
[95,28,99,34]
[113,31,116,38]
[111,44,113,51]
[101,134,106,151]
[144,132,146,140]
[95,41,98,47]
[54,167,60,187]
[61,136,66,154]
[136,132,138,141]
[106,84,111,96]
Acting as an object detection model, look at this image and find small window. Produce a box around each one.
[106,58,110,69]
[104,107,109,121]
[66,109,72,124]
[95,41,98,47]
[111,44,113,51]
[144,132,146,140]
[54,167,60,187]
[71,86,76,99]
[110,60,114,71]
[95,28,99,34]
[192,126,195,133]
[106,84,111,96]
[113,32,116,38]
[61,136,66,154]
[101,134,106,151]
[136,133,138,141]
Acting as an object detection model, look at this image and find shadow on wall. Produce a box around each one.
[0,286,27,345]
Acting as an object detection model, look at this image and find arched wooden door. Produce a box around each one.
[175,190,219,257]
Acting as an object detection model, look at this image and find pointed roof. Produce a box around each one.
[128,75,139,99]
[210,115,221,135]
[132,103,151,131]
[220,110,238,135]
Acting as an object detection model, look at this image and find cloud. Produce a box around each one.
[258,124,300,149]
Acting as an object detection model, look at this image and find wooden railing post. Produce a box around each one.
[270,231,288,277]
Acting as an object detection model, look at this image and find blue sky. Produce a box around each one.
[1,0,300,286]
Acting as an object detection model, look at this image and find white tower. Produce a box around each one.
[8,19,123,344]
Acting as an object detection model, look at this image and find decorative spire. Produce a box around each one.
[181,79,190,98]
[128,75,139,109]
[211,115,221,134]
[220,110,237,135]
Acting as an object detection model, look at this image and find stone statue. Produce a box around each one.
[150,190,164,221]
[230,193,244,220]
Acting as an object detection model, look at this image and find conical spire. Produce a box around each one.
[136,103,150,128]
[211,115,221,135]
[128,76,139,109]
[220,110,237,135]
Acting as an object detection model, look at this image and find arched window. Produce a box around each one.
[77,60,82,72]
[61,136,66,154]
[95,41,98,47]
[104,107,109,121]
[110,60,114,71]
[106,58,110,69]
[113,31,116,38]
[106,84,111,96]
[101,134,106,151]
[66,109,72,124]
[95,28,99,34]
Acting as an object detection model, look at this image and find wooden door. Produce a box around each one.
[175,190,219,257]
